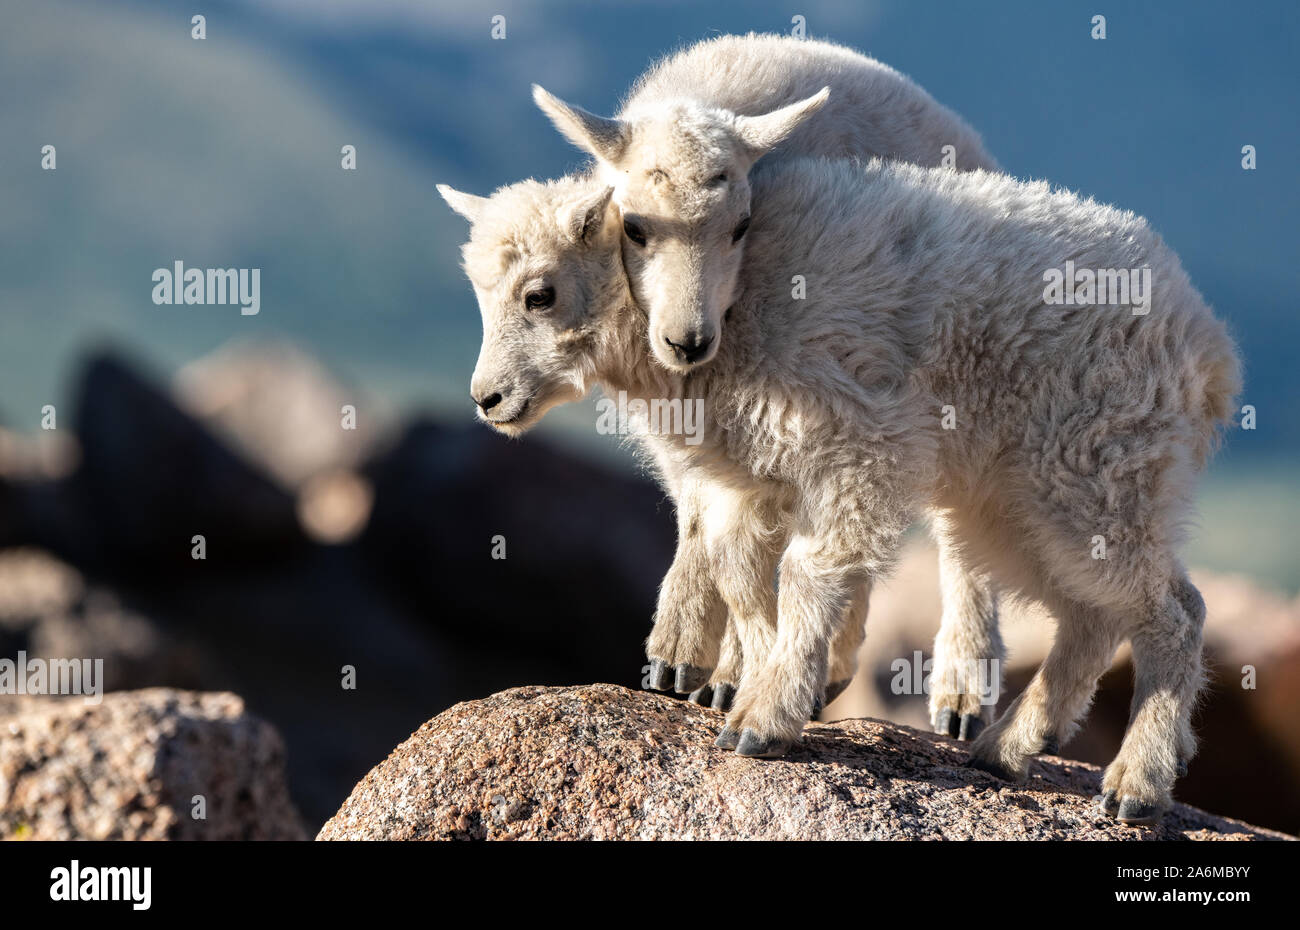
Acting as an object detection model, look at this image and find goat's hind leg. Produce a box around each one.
[968,593,1125,781]
[1099,574,1205,824]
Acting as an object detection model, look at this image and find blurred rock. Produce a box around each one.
[0,428,79,482]
[0,476,13,551]
[0,548,205,692]
[0,543,465,827]
[174,339,391,490]
[105,544,468,825]
[0,689,306,840]
[0,548,83,625]
[0,429,79,550]
[67,351,305,573]
[296,469,373,544]
[358,418,675,687]
[318,684,1288,841]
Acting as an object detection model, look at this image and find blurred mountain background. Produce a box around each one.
[0,0,1297,831]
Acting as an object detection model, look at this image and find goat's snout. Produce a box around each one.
[472,389,503,413]
[664,331,714,365]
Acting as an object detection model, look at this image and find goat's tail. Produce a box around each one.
[1189,312,1243,468]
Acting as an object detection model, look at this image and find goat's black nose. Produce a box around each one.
[665,333,714,364]
[473,391,502,412]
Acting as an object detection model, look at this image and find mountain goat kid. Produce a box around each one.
[532,33,1000,725]
[438,154,1239,824]
[535,33,998,373]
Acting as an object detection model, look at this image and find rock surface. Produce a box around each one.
[0,688,306,840]
[318,684,1290,841]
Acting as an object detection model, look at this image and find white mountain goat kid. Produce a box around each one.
[534,33,998,372]
[438,156,1239,825]
[528,33,1001,728]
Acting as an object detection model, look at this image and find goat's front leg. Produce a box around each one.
[707,571,868,720]
[680,482,785,746]
[686,617,743,711]
[722,471,905,757]
[645,476,729,693]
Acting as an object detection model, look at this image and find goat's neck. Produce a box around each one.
[592,300,685,401]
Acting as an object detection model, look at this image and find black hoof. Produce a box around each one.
[968,755,1014,781]
[1097,789,1120,816]
[958,714,985,741]
[711,682,736,712]
[687,685,713,707]
[646,658,673,691]
[1117,797,1162,825]
[823,678,851,705]
[715,726,740,750]
[1041,736,1060,756]
[809,695,823,721]
[735,728,792,759]
[674,663,710,694]
[935,708,959,738]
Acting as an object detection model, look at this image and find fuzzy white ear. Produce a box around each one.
[734,87,831,159]
[437,184,490,224]
[560,185,615,244]
[533,84,630,164]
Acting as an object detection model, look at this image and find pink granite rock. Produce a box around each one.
[319,684,1290,841]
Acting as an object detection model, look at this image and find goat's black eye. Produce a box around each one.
[731,215,751,244]
[524,286,555,311]
[623,218,647,247]
[711,172,728,185]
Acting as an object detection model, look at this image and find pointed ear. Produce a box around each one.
[734,87,831,160]
[437,184,490,224]
[533,84,630,164]
[560,185,615,244]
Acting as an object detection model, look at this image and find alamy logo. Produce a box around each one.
[0,651,103,704]
[50,860,151,910]
[152,261,261,315]
[595,391,705,446]
[1042,261,1152,316]
[890,650,1000,706]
